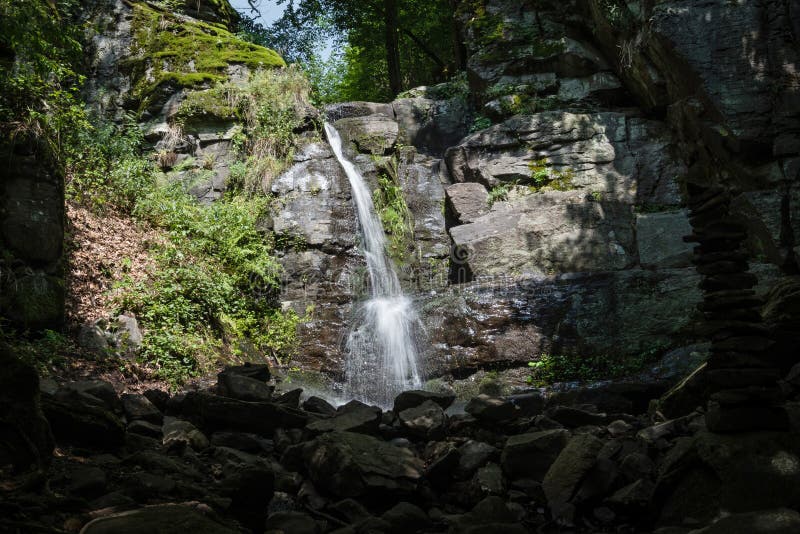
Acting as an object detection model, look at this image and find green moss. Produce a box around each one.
[273,232,308,252]
[153,0,239,28]
[176,85,240,122]
[527,158,575,191]
[528,38,566,58]
[129,2,285,110]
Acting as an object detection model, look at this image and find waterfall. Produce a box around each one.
[324,123,423,407]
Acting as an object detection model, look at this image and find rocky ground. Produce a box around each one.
[3,351,800,534]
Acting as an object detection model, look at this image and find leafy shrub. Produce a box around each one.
[193,66,316,195]
[470,115,492,132]
[0,327,72,375]
[114,185,295,385]
[65,118,155,212]
[373,163,414,263]
[527,347,665,386]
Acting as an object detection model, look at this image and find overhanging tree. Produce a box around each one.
[263,0,462,100]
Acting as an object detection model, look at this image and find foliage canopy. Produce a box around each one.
[241,0,465,102]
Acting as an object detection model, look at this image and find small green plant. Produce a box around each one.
[527,158,575,191]
[426,72,470,101]
[173,156,196,172]
[201,153,216,170]
[589,191,604,202]
[470,115,493,132]
[273,232,308,252]
[487,182,512,206]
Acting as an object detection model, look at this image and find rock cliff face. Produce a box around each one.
[82,0,284,204]
[4,0,796,387]
[276,0,797,381]
[276,99,464,375]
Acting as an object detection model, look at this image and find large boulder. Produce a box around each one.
[177,391,307,436]
[121,394,163,425]
[654,430,800,525]
[0,344,54,472]
[333,115,399,156]
[392,96,469,155]
[465,394,518,423]
[303,431,424,498]
[79,504,239,533]
[393,390,456,413]
[446,496,529,534]
[217,365,273,402]
[445,112,683,206]
[689,508,800,534]
[0,142,65,330]
[501,429,570,480]
[445,182,490,226]
[43,387,125,450]
[542,434,604,515]
[398,400,446,440]
[448,190,636,276]
[306,400,382,435]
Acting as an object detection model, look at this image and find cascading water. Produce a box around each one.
[324,123,423,407]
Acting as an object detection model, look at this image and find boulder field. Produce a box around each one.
[4,351,800,533]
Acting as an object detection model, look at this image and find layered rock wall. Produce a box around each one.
[0,141,65,330]
[414,0,798,377]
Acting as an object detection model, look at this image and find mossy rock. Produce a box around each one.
[128,2,285,111]
[0,271,65,330]
[173,0,239,26]
[175,85,241,124]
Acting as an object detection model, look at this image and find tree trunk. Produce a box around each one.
[384,0,402,96]
[449,0,467,71]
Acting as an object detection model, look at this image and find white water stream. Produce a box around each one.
[324,123,423,407]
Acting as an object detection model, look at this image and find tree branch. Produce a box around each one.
[400,27,446,69]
